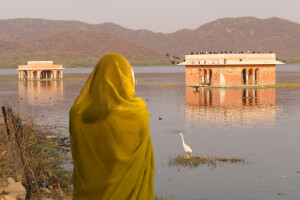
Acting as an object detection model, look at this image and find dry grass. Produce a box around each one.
[61,77,87,81]
[136,79,148,83]
[168,154,246,168]
[208,82,300,89]
[149,84,185,88]
[267,82,300,88]
[0,105,72,199]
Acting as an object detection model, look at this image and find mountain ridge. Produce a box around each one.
[0,17,299,67]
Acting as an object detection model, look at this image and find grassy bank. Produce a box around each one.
[0,53,172,68]
[130,59,174,66]
[0,105,72,199]
[279,57,300,64]
[0,53,300,68]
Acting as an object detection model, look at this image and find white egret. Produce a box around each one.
[178,133,192,155]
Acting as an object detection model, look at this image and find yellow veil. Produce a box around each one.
[69,54,155,200]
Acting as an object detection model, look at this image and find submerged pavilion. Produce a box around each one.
[17,61,64,80]
[178,53,284,87]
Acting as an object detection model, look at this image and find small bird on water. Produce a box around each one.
[178,133,192,155]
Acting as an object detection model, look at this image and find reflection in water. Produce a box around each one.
[186,87,277,129]
[19,80,63,106]
[1,69,300,199]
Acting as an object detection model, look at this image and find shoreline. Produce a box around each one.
[0,58,300,69]
[1,63,300,69]
[186,83,300,89]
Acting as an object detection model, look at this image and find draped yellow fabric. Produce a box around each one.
[69,53,155,200]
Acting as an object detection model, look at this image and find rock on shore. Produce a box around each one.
[0,178,26,200]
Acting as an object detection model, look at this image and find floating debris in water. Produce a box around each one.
[154,193,175,200]
[277,192,287,196]
[168,154,247,168]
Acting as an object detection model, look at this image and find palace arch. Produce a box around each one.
[242,69,247,85]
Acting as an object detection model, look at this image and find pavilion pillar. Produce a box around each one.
[18,71,22,80]
[30,71,34,80]
[37,71,41,80]
[28,71,31,80]
[206,74,210,84]
[60,71,63,79]
[246,71,249,85]
[252,69,255,84]
[23,71,26,80]
[53,70,57,79]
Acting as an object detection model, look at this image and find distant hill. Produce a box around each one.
[95,17,300,58]
[0,18,90,43]
[20,30,164,60]
[0,19,167,67]
[0,17,300,68]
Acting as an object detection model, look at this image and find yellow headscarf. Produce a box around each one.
[69,53,155,200]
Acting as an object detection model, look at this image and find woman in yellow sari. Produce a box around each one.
[69,53,155,200]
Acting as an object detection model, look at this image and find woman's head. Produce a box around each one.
[96,53,135,98]
[70,53,145,123]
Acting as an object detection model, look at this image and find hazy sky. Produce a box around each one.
[1,0,300,33]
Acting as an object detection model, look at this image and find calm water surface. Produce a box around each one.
[0,65,300,200]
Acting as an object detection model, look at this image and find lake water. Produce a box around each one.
[1,65,300,200]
